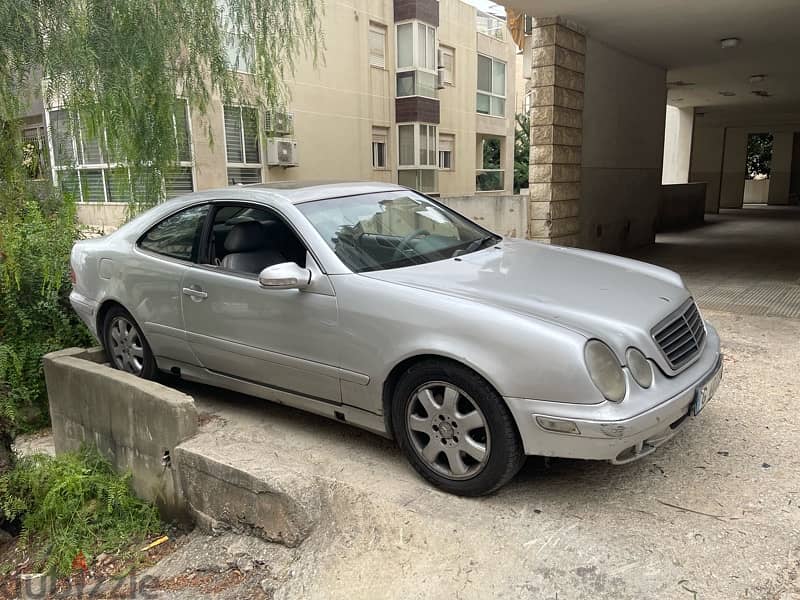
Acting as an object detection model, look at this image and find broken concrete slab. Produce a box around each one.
[174,440,322,547]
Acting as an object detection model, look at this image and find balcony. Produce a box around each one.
[476,11,506,41]
[476,169,504,192]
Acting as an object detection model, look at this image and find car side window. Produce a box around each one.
[138,204,209,262]
[205,204,308,275]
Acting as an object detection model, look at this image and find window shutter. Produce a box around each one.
[369,25,386,68]
[165,167,194,199]
[223,106,244,163]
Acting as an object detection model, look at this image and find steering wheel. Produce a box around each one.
[391,229,430,261]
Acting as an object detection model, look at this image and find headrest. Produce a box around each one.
[224,221,264,252]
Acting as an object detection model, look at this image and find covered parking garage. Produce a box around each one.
[504,0,800,317]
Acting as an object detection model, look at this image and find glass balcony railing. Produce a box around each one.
[476,12,506,41]
[476,169,504,192]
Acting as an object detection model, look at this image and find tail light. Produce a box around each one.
[69,266,76,285]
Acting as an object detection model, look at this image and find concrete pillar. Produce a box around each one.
[689,124,725,213]
[662,106,694,184]
[528,18,585,246]
[768,132,793,205]
[719,127,747,208]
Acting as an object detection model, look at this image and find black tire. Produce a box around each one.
[102,305,158,380]
[392,359,525,496]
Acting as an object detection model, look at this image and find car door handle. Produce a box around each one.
[182,286,208,300]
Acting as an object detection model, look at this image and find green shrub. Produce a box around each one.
[0,186,93,433]
[0,446,161,575]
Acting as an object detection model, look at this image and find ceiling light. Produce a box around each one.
[667,80,695,88]
[752,90,771,98]
[749,74,766,84]
[720,37,740,49]
[718,91,736,97]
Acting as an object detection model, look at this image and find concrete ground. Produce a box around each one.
[167,206,800,600]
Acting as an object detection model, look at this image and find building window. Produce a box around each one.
[398,123,437,193]
[439,46,455,86]
[396,21,438,99]
[372,127,388,169]
[47,100,194,202]
[398,169,437,194]
[369,23,387,69]
[223,105,261,185]
[477,54,506,117]
[476,135,504,191]
[21,126,48,180]
[438,133,454,170]
[219,0,254,73]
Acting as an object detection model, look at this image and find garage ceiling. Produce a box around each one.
[506,0,800,113]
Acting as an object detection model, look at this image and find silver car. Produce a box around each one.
[70,182,723,496]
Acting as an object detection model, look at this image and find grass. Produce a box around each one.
[0,446,162,576]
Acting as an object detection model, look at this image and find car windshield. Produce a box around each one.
[297,190,500,273]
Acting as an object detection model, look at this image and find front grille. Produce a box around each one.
[652,300,706,370]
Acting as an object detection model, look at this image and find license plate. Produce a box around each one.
[693,359,723,415]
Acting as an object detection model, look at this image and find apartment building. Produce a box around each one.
[32,0,517,228]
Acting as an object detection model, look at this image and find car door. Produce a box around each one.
[180,202,341,404]
[131,202,211,366]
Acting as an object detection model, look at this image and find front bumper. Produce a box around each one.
[506,323,722,464]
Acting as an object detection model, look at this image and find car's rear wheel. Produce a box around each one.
[102,306,157,379]
[392,360,525,496]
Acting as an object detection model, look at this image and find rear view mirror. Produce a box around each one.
[258,262,312,290]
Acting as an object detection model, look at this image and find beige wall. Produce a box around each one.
[662,105,694,184]
[579,37,666,251]
[688,124,724,213]
[768,131,793,205]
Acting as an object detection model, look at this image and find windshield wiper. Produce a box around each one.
[455,235,498,257]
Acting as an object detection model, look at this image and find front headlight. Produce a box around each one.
[626,348,653,389]
[584,340,626,402]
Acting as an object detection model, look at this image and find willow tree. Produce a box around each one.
[0,0,323,478]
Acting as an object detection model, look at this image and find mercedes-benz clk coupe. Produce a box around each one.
[69,182,723,496]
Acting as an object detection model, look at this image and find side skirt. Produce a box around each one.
[157,358,391,439]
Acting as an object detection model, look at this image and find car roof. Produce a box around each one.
[239,180,408,204]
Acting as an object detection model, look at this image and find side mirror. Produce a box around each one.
[258,262,312,290]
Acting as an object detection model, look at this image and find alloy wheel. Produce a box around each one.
[405,382,491,480]
[108,316,145,375]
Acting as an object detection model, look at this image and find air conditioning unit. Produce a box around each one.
[266,138,298,167]
[524,14,533,35]
[264,110,294,137]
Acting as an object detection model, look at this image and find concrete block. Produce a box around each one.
[531,125,582,147]
[531,46,585,73]
[175,438,322,547]
[531,164,581,184]
[529,182,581,202]
[529,216,580,239]
[529,198,580,220]
[531,106,583,128]
[531,65,584,92]
[43,348,197,522]
[531,24,586,54]
[531,144,581,165]
[531,86,584,110]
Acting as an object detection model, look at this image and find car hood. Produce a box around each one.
[362,238,690,358]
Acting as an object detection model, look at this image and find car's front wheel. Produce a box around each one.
[392,360,525,496]
[102,306,157,379]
